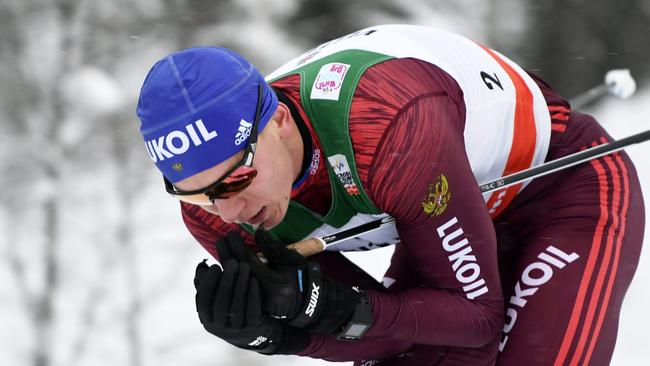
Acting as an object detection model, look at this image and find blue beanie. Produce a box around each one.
[136,47,278,183]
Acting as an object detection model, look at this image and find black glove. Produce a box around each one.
[223,230,373,339]
[193,236,310,354]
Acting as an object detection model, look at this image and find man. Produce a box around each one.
[136,25,644,365]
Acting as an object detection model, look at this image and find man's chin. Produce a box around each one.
[261,215,280,229]
[261,205,286,230]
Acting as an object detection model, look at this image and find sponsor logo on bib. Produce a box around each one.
[327,154,359,195]
[311,63,350,101]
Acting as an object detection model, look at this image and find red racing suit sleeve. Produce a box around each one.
[363,92,504,346]
[298,59,504,361]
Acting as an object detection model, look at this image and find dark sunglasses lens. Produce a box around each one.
[207,167,258,199]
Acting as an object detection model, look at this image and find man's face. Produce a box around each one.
[173,122,294,229]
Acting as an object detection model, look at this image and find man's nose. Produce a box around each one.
[210,196,245,223]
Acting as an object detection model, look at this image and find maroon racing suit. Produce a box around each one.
[181,58,645,365]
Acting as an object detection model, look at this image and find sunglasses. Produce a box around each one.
[164,84,263,205]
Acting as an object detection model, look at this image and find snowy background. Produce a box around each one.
[0,1,648,365]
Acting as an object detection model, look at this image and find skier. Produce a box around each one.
[136,25,645,365]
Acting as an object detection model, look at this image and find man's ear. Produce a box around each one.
[272,102,294,137]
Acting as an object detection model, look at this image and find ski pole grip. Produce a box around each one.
[286,237,326,257]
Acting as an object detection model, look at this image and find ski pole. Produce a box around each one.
[479,128,650,193]
[288,128,650,257]
[570,69,636,109]
[284,215,397,256]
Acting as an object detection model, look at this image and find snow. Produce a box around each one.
[61,67,126,117]
[605,69,637,99]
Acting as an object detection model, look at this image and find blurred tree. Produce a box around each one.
[0,0,210,365]
[516,0,650,100]
[0,1,91,364]
[287,0,406,43]
[283,0,491,69]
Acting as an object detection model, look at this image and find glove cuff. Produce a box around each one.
[258,322,310,355]
[335,291,374,340]
[305,278,363,335]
